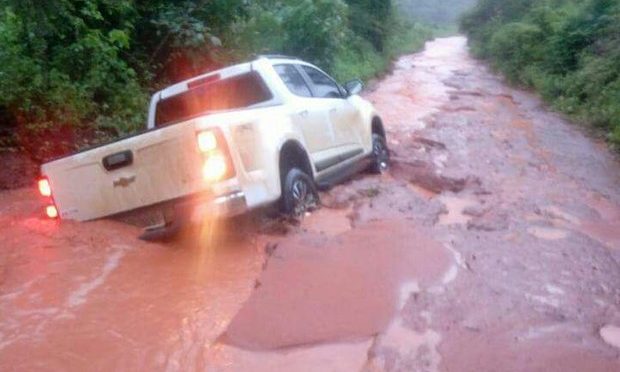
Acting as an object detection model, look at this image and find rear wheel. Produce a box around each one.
[281,168,319,217]
[370,134,390,174]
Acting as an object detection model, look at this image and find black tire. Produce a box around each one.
[281,168,319,217]
[370,133,390,174]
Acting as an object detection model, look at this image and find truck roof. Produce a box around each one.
[158,56,302,100]
[147,56,318,129]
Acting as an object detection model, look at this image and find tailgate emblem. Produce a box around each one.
[113,175,136,188]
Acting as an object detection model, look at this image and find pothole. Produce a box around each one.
[205,339,373,371]
[407,184,437,200]
[301,207,353,237]
[539,206,581,225]
[527,226,569,241]
[393,159,466,194]
[412,137,447,151]
[438,195,478,226]
[600,325,620,349]
[222,220,451,351]
[367,319,442,372]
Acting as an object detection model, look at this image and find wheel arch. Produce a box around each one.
[278,139,314,187]
[371,116,386,139]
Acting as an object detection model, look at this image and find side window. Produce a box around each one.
[301,66,342,99]
[274,64,313,97]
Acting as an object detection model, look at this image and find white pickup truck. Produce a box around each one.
[38,55,389,238]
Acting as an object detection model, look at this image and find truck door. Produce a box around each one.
[273,64,340,172]
[298,65,364,162]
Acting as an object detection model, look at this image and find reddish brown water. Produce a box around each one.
[223,220,450,350]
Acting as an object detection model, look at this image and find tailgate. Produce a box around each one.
[42,122,204,221]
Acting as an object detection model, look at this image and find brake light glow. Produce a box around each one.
[197,131,218,153]
[196,128,234,182]
[202,153,228,182]
[46,205,59,219]
[38,178,52,197]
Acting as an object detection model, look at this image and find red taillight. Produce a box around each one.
[202,153,228,181]
[196,129,235,182]
[197,131,218,153]
[38,178,52,197]
[39,177,58,219]
[46,205,58,219]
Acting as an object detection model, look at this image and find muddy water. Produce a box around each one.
[0,189,265,370]
[223,220,450,350]
[2,36,620,371]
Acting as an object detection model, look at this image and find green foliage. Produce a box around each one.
[227,0,348,69]
[226,0,433,83]
[346,0,392,51]
[331,21,433,82]
[488,22,544,82]
[0,0,434,161]
[461,0,620,149]
[0,1,147,159]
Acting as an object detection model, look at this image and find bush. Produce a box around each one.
[488,22,544,83]
[0,0,435,162]
[332,19,433,82]
[460,0,620,149]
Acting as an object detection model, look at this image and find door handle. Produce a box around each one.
[103,150,133,171]
[298,110,309,117]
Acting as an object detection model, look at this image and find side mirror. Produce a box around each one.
[344,79,364,96]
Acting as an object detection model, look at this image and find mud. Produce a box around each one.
[223,220,450,350]
[2,36,620,371]
[367,36,620,372]
[0,188,266,370]
[601,325,620,349]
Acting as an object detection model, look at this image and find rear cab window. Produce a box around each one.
[155,72,273,128]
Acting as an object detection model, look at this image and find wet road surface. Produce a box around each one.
[1,37,620,371]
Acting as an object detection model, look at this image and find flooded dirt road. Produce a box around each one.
[2,37,620,371]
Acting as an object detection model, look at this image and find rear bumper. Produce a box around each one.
[187,190,247,223]
[138,190,247,241]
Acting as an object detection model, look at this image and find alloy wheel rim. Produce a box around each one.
[373,139,389,172]
[291,178,315,216]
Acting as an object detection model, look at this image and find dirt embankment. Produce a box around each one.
[0,151,38,190]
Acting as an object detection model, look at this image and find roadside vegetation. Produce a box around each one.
[0,0,434,163]
[461,0,620,149]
